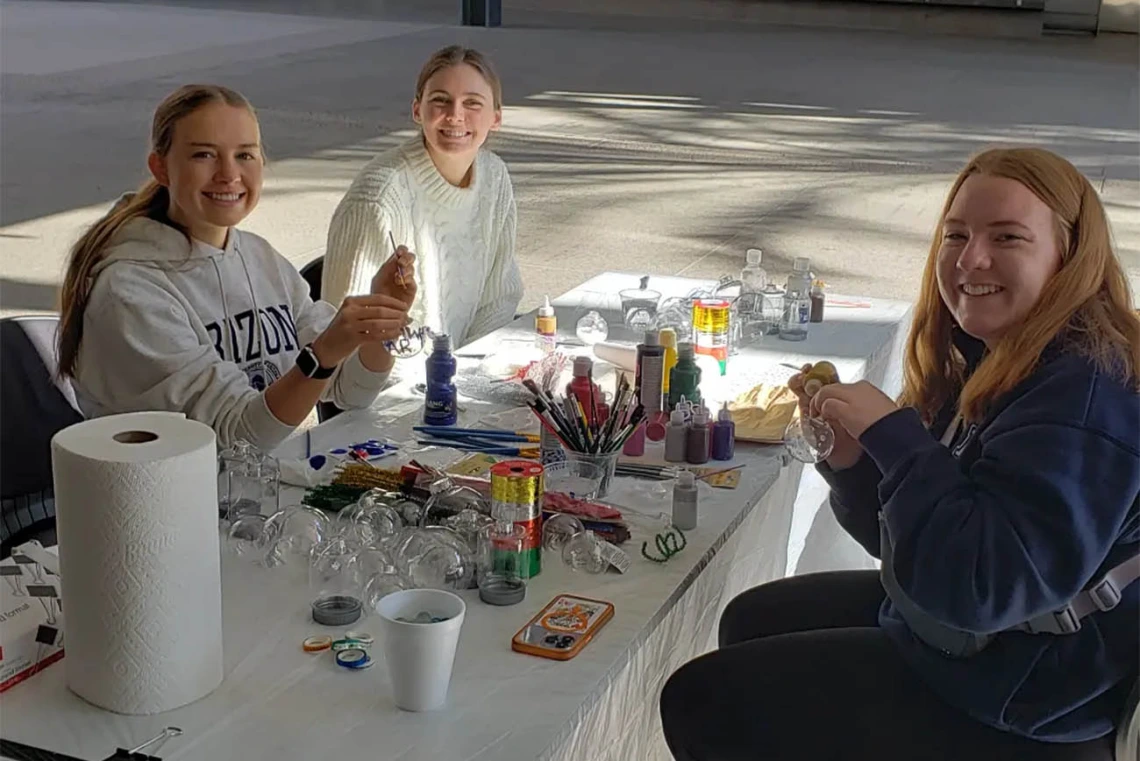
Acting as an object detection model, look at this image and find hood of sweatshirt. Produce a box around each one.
[91,214,234,276]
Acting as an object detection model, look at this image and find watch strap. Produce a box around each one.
[298,344,336,380]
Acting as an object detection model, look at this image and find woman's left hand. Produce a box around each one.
[810,380,899,440]
[371,245,417,306]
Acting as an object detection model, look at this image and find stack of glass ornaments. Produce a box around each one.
[226,476,494,615]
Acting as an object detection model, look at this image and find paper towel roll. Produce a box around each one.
[52,411,223,715]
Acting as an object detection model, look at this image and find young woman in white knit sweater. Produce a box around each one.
[322,45,523,347]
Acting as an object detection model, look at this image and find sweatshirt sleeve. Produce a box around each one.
[288,266,390,411]
[861,381,1140,635]
[77,273,295,452]
[463,178,523,344]
[817,455,885,558]
[322,199,389,310]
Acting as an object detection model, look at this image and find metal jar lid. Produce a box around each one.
[479,577,526,606]
[311,595,363,626]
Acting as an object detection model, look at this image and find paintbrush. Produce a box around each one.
[387,230,408,289]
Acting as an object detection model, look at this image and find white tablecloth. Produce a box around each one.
[1,273,912,761]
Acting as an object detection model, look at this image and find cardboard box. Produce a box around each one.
[0,547,64,692]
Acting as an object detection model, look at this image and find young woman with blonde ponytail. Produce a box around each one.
[661,148,1139,760]
[59,84,417,452]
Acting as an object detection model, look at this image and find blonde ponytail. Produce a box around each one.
[57,182,168,377]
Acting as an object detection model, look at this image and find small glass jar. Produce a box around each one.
[477,522,527,606]
[218,440,260,523]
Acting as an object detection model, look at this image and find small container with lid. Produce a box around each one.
[664,407,689,463]
[535,295,557,354]
[477,522,527,606]
[672,470,699,531]
[686,407,711,465]
[711,403,735,461]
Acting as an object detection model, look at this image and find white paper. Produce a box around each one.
[51,411,223,715]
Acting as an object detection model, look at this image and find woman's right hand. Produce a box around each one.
[310,294,411,368]
[788,363,864,470]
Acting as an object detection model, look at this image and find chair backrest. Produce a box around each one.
[1,316,83,500]
[299,254,324,302]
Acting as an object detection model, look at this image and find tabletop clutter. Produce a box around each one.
[31,253,850,757]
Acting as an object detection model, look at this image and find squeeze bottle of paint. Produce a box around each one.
[672,470,698,531]
[664,407,689,463]
[668,342,702,412]
[622,420,647,457]
[535,295,557,354]
[635,330,666,413]
[566,356,603,425]
[711,403,735,461]
[423,333,458,426]
[686,407,711,465]
[810,280,826,323]
[660,327,678,395]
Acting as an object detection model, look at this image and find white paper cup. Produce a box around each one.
[375,589,466,711]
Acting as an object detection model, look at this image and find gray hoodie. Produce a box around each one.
[74,216,389,452]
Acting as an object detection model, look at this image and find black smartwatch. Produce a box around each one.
[296,343,336,379]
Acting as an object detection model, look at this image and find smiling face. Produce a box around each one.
[148,102,263,248]
[935,173,1064,346]
[412,63,501,172]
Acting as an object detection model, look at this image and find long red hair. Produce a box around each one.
[899,147,1139,423]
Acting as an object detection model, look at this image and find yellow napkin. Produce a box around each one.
[728,383,799,443]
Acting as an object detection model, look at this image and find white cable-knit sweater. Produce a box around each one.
[322,137,523,347]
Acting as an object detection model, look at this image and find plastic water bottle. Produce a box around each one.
[740,248,768,294]
[779,257,813,342]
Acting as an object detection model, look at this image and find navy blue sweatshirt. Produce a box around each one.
[820,333,1139,742]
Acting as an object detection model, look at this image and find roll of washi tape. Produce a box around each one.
[302,635,333,653]
[335,648,373,670]
[345,630,374,647]
[490,460,545,578]
[331,638,369,652]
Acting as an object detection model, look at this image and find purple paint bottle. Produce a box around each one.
[711,403,735,461]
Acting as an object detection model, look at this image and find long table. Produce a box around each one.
[1,273,912,761]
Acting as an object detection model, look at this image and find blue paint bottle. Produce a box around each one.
[423,333,457,426]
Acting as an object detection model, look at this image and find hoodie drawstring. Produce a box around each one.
[210,256,235,364]
[234,233,266,371]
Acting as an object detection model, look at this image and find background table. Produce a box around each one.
[1,273,912,761]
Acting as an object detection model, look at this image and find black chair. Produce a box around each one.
[298,254,343,423]
[1,316,84,557]
[299,254,323,302]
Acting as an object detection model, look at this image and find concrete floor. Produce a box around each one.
[1,0,1137,318]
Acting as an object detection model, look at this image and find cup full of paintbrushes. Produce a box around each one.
[522,372,643,498]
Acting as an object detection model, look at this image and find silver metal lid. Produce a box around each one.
[311,595,363,626]
[479,578,526,606]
